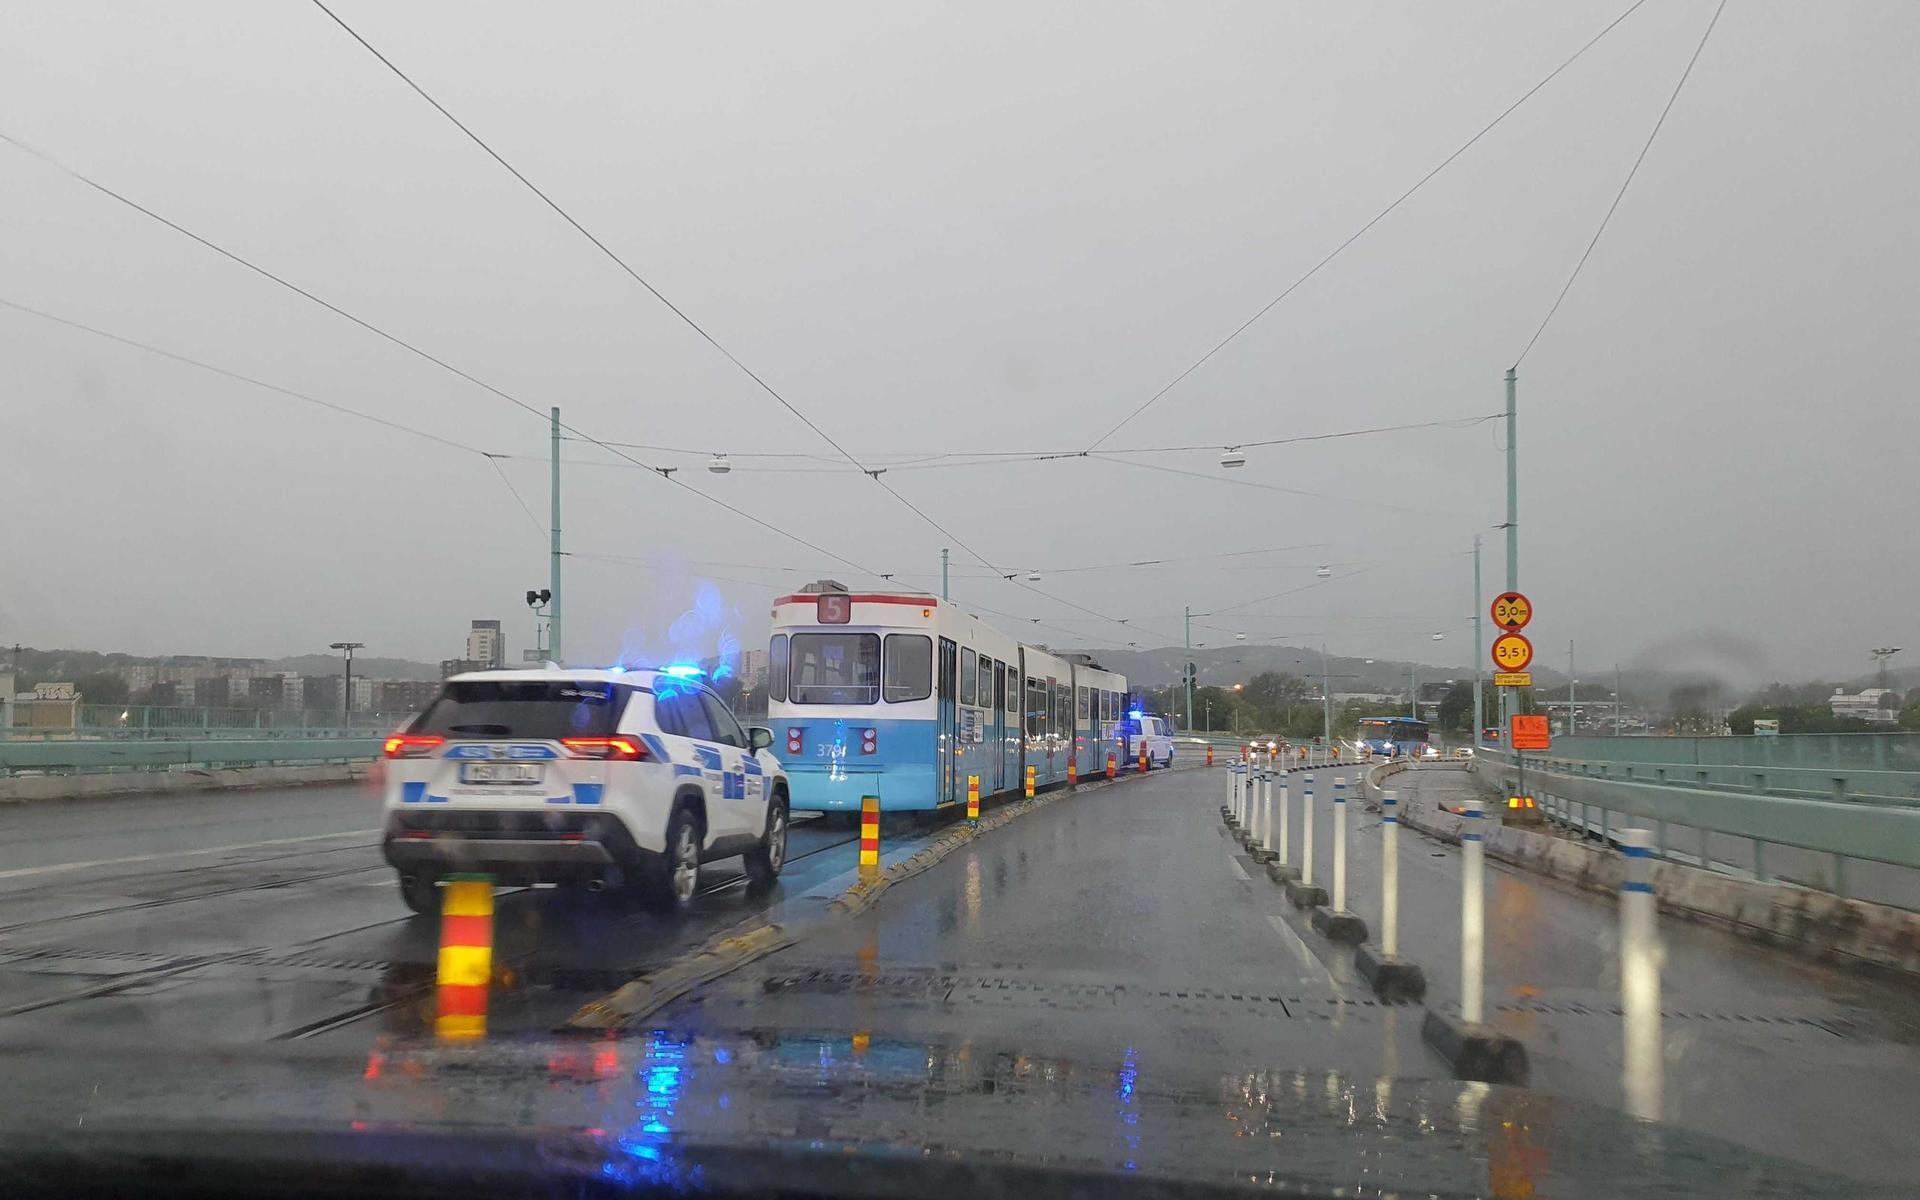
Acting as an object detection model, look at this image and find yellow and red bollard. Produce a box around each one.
[1067,756,1077,786]
[1025,764,1036,799]
[967,773,980,820]
[1138,744,1149,773]
[435,875,494,1040]
[1206,744,1214,766]
[1106,750,1116,780]
[859,795,881,878]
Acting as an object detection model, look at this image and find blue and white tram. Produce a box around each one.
[767,584,1129,812]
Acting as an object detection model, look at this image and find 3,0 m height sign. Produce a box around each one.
[1491,592,1533,632]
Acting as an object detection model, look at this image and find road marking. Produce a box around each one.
[1267,913,1339,988]
[1227,856,1251,882]
[0,828,381,880]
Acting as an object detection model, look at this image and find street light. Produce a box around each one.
[328,642,363,726]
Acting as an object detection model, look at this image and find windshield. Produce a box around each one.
[787,632,881,704]
[413,680,625,738]
[7,3,1917,1195]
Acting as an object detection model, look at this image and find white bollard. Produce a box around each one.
[1260,770,1275,855]
[1250,766,1265,844]
[1332,777,1349,912]
[1382,790,1401,957]
[1226,763,1236,812]
[1277,777,1291,867]
[1233,765,1245,824]
[1301,774,1316,886]
[1620,827,1663,1121]
[1460,799,1486,1025]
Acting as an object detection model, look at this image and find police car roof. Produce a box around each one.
[443,667,700,688]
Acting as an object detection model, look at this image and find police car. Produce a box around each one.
[380,668,788,914]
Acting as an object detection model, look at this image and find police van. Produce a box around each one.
[380,668,788,914]
[1119,711,1175,769]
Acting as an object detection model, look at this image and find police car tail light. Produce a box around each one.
[786,727,804,754]
[383,734,444,759]
[561,736,646,761]
[860,728,878,755]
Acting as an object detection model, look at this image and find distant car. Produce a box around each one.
[1453,747,1474,759]
[380,668,789,914]
[1422,745,1442,760]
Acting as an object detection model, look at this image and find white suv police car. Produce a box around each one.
[381,668,788,914]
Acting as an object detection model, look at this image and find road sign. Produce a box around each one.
[1493,672,1533,687]
[1491,592,1533,632]
[1491,632,1534,672]
[1510,714,1550,750]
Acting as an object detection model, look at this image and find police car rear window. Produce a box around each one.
[413,680,626,739]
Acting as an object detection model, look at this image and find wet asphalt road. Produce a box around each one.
[0,781,866,1043]
[1,764,1916,1193]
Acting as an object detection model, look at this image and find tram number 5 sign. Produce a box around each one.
[1491,591,1533,632]
[1491,632,1534,672]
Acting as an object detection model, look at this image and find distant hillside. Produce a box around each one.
[267,653,441,680]
[1080,645,1471,692]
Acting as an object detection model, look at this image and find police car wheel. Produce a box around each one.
[397,872,438,915]
[744,791,788,894]
[642,806,701,913]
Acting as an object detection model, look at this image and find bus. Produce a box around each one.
[1356,716,1430,758]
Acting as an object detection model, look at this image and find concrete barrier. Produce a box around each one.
[1376,766,1920,981]
[0,762,372,803]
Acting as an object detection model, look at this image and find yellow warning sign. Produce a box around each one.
[1493,672,1533,687]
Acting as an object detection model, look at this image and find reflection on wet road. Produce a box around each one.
[0,766,1915,1194]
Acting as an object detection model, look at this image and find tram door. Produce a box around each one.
[937,638,958,806]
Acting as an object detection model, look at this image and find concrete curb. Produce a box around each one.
[1385,767,1920,981]
[1310,907,1368,943]
[562,768,1169,1031]
[1421,1009,1529,1085]
[0,762,372,804]
[1354,945,1426,1002]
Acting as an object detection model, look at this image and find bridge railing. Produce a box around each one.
[0,737,383,776]
[1475,748,1920,908]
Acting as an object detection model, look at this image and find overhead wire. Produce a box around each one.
[1511,0,1728,367]
[0,130,895,583]
[307,0,873,478]
[1084,0,1654,450]
[299,3,1383,652]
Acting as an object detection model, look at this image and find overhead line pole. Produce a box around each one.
[550,406,563,664]
[1473,534,1485,750]
[1185,606,1194,733]
[1502,368,1518,737]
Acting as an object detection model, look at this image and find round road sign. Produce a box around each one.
[1491,632,1534,672]
[1491,591,1533,632]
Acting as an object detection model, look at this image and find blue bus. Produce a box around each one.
[1357,716,1430,758]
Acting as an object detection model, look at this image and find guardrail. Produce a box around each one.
[0,737,383,776]
[1475,749,1920,906]
[1538,732,1920,790]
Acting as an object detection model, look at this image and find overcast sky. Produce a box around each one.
[2,1,1914,685]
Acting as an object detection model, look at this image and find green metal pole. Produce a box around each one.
[1322,643,1332,746]
[1473,534,1484,749]
[1184,606,1193,733]
[941,548,949,601]
[549,406,563,664]
[1503,367,1518,765]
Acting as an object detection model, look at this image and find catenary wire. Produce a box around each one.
[1085,0,1653,450]
[1511,0,1727,367]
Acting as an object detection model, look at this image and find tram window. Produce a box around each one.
[979,656,992,706]
[993,660,1005,711]
[1026,678,1045,738]
[790,632,880,705]
[960,648,977,705]
[768,634,788,703]
[880,634,932,703]
[1077,685,1089,720]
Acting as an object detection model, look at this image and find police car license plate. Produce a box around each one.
[460,762,544,785]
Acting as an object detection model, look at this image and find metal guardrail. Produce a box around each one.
[1543,732,1920,776]
[1474,750,1920,903]
[0,738,382,775]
